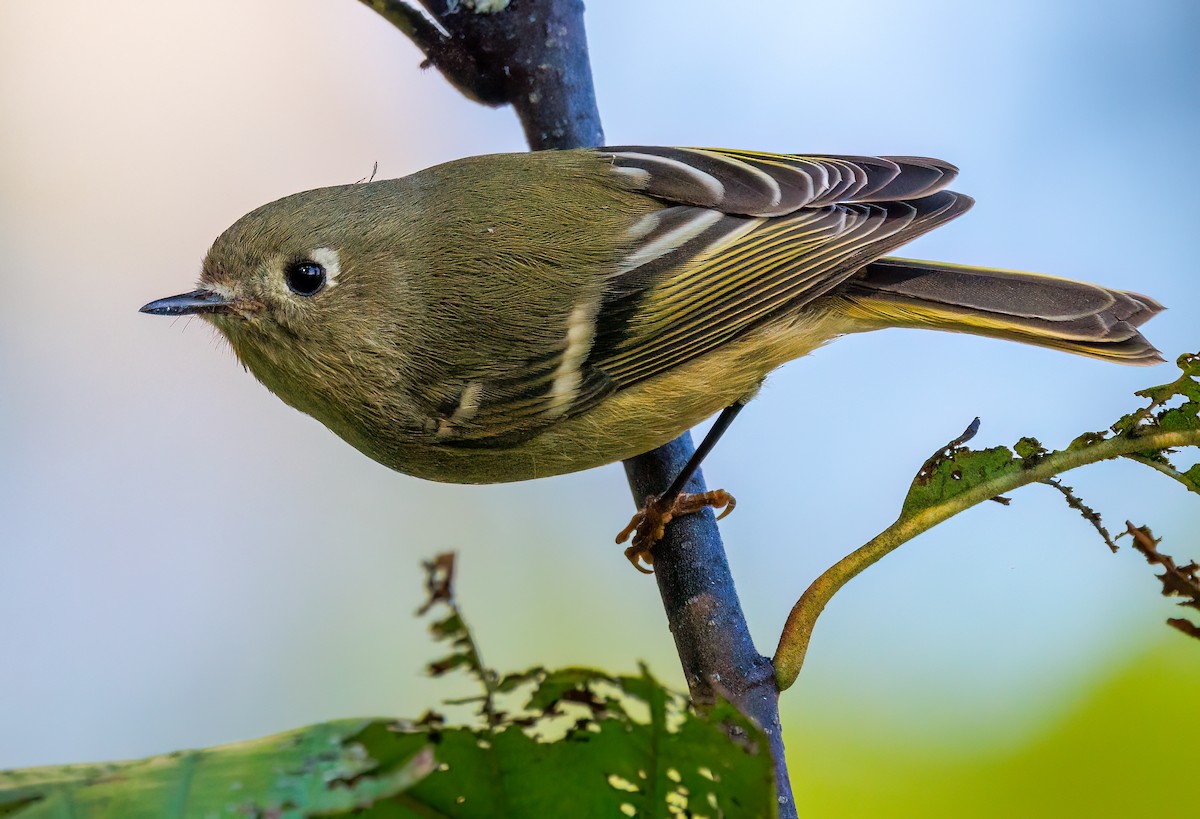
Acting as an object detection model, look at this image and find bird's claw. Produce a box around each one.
[615,489,736,573]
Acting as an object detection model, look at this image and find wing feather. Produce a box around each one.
[605,147,957,215]
[591,189,972,387]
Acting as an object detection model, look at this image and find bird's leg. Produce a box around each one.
[616,401,746,572]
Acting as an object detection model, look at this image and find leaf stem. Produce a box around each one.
[1123,453,1200,494]
[773,427,1200,691]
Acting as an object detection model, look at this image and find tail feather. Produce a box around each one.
[836,257,1164,365]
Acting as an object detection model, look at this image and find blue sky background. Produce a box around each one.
[1,0,1196,780]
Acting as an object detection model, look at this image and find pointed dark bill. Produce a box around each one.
[139,289,231,316]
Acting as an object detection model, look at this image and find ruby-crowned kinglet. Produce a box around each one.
[142,148,1162,493]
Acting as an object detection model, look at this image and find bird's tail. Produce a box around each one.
[834,257,1165,365]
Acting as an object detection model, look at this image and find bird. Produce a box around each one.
[141,147,1164,570]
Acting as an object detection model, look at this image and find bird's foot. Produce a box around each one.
[615,489,736,573]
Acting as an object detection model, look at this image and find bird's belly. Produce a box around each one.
[378,312,844,484]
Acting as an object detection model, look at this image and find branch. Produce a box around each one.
[358,1,505,103]
[775,418,1200,691]
[358,1,795,814]
[358,0,603,148]
[1122,522,1200,640]
[1041,477,1119,552]
[624,438,793,811]
[1123,453,1200,495]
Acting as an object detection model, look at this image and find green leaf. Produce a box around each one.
[0,721,434,818]
[352,668,775,818]
[1183,464,1200,493]
[0,672,774,818]
[901,445,1018,517]
[1,554,777,818]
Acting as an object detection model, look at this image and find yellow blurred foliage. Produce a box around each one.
[790,640,1198,817]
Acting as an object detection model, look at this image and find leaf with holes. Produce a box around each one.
[901,445,1019,517]
[1,553,776,819]
[349,666,775,819]
[0,668,775,818]
[0,721,435,818]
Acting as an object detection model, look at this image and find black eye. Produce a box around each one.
[284,260,326,296]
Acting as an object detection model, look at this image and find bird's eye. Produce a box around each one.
[284,260,326,296]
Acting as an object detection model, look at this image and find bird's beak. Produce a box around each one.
[139,288,232,316]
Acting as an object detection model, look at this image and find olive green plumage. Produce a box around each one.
[143,148,1163,483]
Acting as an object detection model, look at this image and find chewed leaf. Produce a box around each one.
[901,445,1018,517]
[901,352,1200,521]
[0,721,434,818]
[1183,465,1200,493]
[1157,402,1199,432]
[1117,352,1200,436]
[0,682,774,818]
[359,667,776,819]
[1,552,778,818]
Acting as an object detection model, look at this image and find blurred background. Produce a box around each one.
[1,0,1197,814]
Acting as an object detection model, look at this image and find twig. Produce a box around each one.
[915,416,981,480]
[624,440,794,812]
[1122,522,1200,640]
[359,0,603,147]
[1123,453,1200,495]
[357,1,506,103]
[419,552,502,727]
[1042,477,1119,552]
[773,426,1200,690]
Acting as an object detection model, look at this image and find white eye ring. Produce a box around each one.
[309,247,341,289]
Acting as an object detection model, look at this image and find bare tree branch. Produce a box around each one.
[357,1,796,814]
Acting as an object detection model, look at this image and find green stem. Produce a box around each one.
[773,427,1200,691]
[1123,453,1200,494]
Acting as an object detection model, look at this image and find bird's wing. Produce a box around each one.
[433,148,971,445]
[589,148,971,387]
